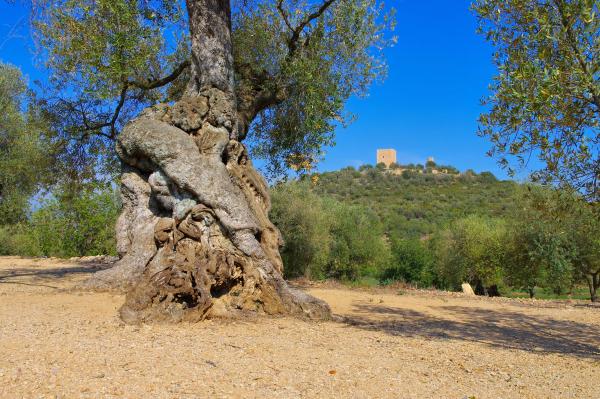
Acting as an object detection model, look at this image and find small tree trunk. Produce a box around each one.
[84,0,330,323]
[589,273,599,303]
[528,287,535,299]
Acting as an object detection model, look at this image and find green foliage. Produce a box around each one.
[502,185,600,300]
[29,0,396,179]
[325,199,390,280]
[313,165,517,240]
[381,238,434,286]
[564,196,600,293]
[435,215,507,292]
[241,0,396,176]
[473,0,600,199]
[533,186,600,300]
[32,0,188,183]
[270,180,390,280]
[0,62,52,224]
[0,187,119,257]
[505,187,574,296]
[270,182,332,279]
[34,0,184,99]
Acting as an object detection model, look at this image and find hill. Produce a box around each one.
[311,164,518,240]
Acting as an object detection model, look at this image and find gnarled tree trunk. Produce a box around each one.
[84,0,330,323]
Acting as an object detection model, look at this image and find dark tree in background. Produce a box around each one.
[29,0,394,322]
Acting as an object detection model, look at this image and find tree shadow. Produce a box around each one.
[340,303,600,360]
[0,262,111,287]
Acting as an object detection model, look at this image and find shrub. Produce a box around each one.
[0,187,119,257]
[381,238,434,286]
[270,182,332,279]
[325,199,390,280]
[271,182,391,281]
[435,215,506,294]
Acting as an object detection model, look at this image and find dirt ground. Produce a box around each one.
[0,256,598,399]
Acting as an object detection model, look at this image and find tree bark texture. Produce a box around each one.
[84,0,331,322]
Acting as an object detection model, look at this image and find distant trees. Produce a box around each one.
[252,170,600,301]
[0,62,118,258]
[435,215,506,295]
[326,199,390,280]
[270,181,390,281]
[474,0,600,199]
[269,183,332,279]
[505,188,574,298]
[2,155,598,301]
[0,186,119,257]
[381,238,434,286]
[0,63,52,224]
[431,185,599,301]
[569,203,600,301]
[536,188,600,301]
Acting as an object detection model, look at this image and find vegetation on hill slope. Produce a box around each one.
[313,164,518,240]
[1,161,598,301]
[270,164,599,301]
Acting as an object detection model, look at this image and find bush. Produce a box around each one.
[381,238,434,286]
[271,181,391,281]
[325,199,390,280]
[435,215,506,294]
[0,187,119,257]
[270,182,332,279]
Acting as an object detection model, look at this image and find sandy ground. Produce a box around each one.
[0,256,599,399]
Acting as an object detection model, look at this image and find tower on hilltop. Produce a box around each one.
[376,149,397,167]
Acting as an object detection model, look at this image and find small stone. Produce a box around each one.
[461,283,475,296]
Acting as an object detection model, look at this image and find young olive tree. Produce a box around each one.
[505,187,574,298]
[31,0,395,322]
[436,215,506,295]
[508,185,600,301]
[473,0,600,199]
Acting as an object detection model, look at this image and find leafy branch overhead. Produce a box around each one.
[473,0,599,199]
[32,0,396,177]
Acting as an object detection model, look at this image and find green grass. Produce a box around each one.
[505,286,591,301]
[342,276,381,288]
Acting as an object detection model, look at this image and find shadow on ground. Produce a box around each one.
[0,262,111,288]
[341,303,600,360]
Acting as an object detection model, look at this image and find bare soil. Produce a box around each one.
[0,256,598,398]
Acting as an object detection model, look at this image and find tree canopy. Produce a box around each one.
[31,0,395,177]
[0,62,51,224]
[473,0,599,199]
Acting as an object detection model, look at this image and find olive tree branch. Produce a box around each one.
[127,59,191,90]
[277,0,337,56]
[552,0,600,113]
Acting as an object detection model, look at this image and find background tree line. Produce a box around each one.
[3,135,598,301]
[0,0,597,301]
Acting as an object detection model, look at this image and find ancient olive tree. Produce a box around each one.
[473,0,599,200]
[32,0,394,322]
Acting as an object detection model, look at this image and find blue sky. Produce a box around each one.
[0,0,526,180]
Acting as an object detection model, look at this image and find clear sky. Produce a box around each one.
[0,0,525,180]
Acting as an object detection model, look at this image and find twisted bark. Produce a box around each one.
[84,0,331,323]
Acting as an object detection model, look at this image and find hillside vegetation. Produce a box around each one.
[1,163,598,301]
[270,163,600,301]
[313,164,517,240]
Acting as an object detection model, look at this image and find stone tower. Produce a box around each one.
[377,149,397,167]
